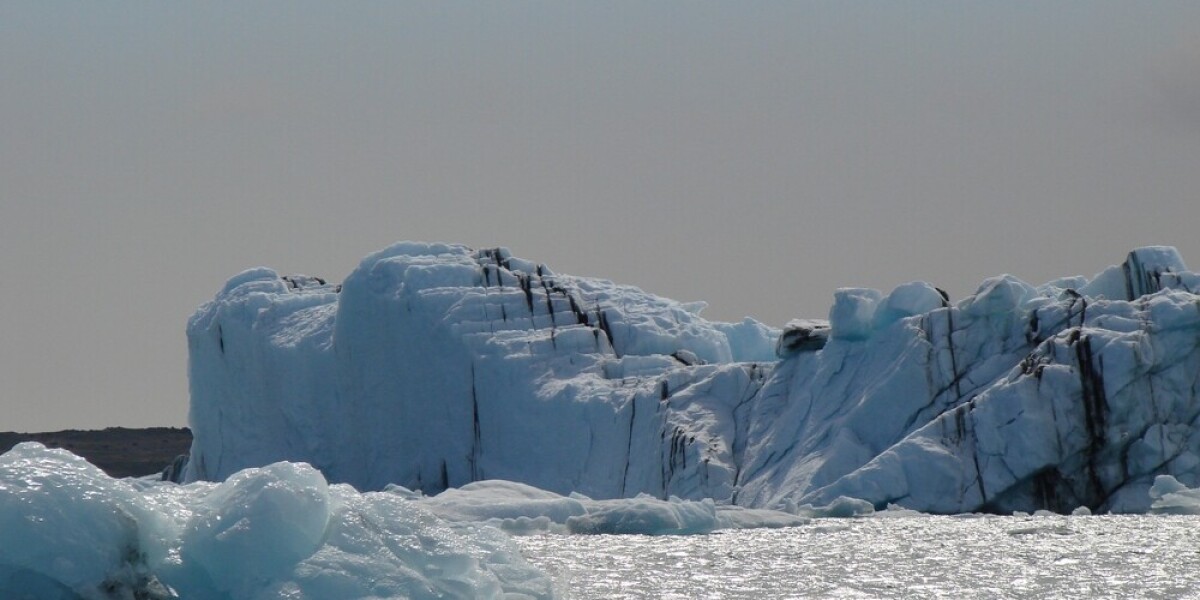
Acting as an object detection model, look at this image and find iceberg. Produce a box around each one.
[184,243,1200,514]
[184,242,777,503]
[0,442,554,599]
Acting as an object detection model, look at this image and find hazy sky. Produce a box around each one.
[2,2,1199,432]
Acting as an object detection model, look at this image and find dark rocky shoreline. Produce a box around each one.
[0,427,191,478]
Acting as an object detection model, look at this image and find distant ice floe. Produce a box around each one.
[392,479,812,535]
[182,242,1200,515]
[1148,475,1200,515]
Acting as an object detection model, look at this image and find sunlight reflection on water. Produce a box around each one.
[518,515,1200,599]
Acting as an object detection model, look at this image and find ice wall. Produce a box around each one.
[185,242,778,502]
[186,243,1200,513]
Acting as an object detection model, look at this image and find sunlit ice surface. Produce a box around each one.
[518,515,1200,599]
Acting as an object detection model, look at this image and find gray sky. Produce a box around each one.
[2,2,1199,432]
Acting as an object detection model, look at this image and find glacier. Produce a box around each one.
[183,242,1200,514]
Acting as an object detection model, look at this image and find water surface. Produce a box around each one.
[518,515,1200,599]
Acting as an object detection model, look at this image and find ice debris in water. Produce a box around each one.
[1148,475,1200,515]
[0,443,555,600]
[400,480,810,536]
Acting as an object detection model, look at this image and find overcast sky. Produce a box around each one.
[2,2,1199,432]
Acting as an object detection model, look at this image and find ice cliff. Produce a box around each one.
[185,243,1200,514]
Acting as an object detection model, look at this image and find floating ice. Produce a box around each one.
[735,247,1200,514]
[408,480,808,536]
[184,244,1200,514]
[1148,475,1200,515]
[0,443,554,599]
[184,242,778,502]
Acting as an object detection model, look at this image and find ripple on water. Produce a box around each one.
[517,515,1200,599]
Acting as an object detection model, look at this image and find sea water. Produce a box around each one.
[518,515,1200,599]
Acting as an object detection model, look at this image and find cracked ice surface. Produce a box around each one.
[185,243,1200,513]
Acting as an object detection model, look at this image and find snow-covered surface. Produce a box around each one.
[185,243,1200,514]
[0,443,554,599]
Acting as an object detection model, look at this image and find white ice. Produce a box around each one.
[1148,474,1200,515]
[0,443,554,600]
[183,243,1200,515]
[184,242,778,502]
[399,479,809,535]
